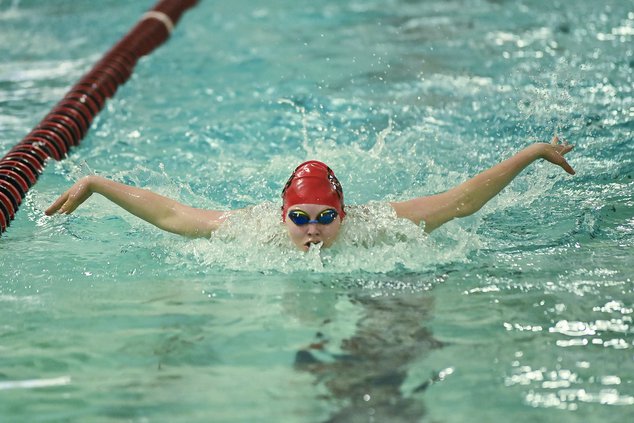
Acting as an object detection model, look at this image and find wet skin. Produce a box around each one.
[283,204,342,252]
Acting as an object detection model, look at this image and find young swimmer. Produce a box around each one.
[45,137,575,251]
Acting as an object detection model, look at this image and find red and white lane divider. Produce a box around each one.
[0,0,199,234]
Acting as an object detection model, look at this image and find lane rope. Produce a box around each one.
[0,0,199,236]
[141,11,175,34]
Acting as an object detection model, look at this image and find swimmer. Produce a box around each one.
[45,137,574,251]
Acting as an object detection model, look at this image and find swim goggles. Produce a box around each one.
[287,209,338,226]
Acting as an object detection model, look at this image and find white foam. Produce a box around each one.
[0,376,71,390]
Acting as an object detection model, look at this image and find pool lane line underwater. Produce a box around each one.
[0,0,199,236]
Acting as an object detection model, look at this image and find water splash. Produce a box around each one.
[277,97,310,148]
[163,201,474,274]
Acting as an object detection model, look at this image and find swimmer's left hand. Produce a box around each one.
[539,136,575,175]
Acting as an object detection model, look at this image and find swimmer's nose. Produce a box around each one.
[306,223,320,236]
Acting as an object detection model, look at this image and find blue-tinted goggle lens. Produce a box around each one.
[288,209,338,226]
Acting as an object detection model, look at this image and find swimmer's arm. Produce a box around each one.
[391,138,574,232]
[45,175,232,238]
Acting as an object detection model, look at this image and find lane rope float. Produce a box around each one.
[141,11,175,33]
[0,0,199,236]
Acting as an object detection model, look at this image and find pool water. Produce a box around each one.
[1,0,632,421]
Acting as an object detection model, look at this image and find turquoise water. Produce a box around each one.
[1,0,633,421]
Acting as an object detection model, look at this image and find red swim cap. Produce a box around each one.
[281,160,346,220]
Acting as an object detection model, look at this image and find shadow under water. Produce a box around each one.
[295,291,443,422]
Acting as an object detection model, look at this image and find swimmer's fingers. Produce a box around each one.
[543,138,575,175]
[45,181,93,216]
[554,155,575,175]
[45,192,70,216]
[551,136,574,156]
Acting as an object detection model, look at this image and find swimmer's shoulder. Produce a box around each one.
[345,202,398,219]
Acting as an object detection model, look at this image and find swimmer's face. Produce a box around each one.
[284,204,342,252]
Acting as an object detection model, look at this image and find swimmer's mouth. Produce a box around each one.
[304,241,323,249]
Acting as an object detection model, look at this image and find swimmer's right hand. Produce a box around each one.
[45,176,96,216]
